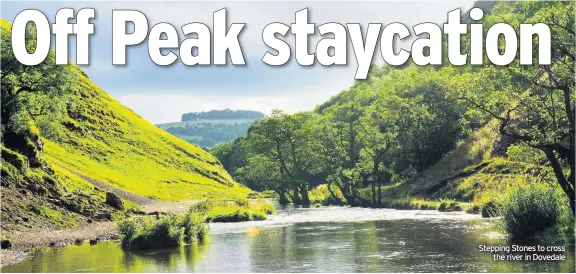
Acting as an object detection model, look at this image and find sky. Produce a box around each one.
[2,0,475,124]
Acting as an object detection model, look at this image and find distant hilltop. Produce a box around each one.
[181,109,265,121]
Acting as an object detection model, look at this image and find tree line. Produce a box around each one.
[211,1,575,212]
[181,109,264,121]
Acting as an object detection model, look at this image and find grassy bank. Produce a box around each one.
[206,199,276,222]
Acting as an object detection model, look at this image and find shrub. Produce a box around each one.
[308,184,345,206]
[117,204,209,250]
[206,199,274,222]
[247,191,275,199]
[253,198,276,214]
[118,216,184,250]
[465,203,481,214]
[438,199,459,212]
[234,198,250,207]
[499,184,567,239]
[179,206,209,242]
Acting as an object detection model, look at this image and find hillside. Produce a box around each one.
[366,119,555,209]
[1,20,248,232]
[157,111,262,147]
[43,67,247,201]
[181,109,264,121]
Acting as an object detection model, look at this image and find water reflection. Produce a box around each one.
[2,208,574,273]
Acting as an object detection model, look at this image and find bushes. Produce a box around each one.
[254,198,276,215]
[247,190,275,199]
[117,204,208,250]
[500,184,571,240]
[380,197,439,210]
[308,184,345,206]
[438,199,459,212]
[206,199,275,222]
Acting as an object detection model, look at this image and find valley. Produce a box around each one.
[1,1,574,273]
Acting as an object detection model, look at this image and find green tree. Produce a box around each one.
[1,20,77,165]
[358,94,403,206]
[455,1,575,213]
[316,86,374,204]
[243,110,323,207]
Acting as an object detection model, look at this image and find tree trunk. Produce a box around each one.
[337,184,357,206]
[371,159,377,207]
[300,183,311,208]
[377,176,382,206]
[543,148,575,214]
[275,190,290,206]
[326,182,343,206]
[292,186,301,206]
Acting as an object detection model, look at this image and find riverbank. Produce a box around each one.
[1,221,117,267]
[1,198,277,266]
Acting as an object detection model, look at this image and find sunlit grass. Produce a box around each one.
[206,199,275,222]
[41,68,249,202]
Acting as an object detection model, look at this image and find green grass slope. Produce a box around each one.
[44,66,248,201]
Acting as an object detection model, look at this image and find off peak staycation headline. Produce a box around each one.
[11,7,551,79]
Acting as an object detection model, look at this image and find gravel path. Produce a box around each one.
[58,165,156,205]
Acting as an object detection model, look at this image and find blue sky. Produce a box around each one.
[2,1,474,123]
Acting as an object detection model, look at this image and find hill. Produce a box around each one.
[157,111,263,148]
[1,20,248,232]
[181,109,264,121]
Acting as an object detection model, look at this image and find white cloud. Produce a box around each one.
[3,0,476,124]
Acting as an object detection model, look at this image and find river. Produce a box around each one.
[2,207,574,272]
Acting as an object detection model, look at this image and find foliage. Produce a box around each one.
[118,204,209,250]
[237,110,326,207]
[499,184,571,240]
[160,120,255,148]
[438,199,460,212]
[205,199,275,222]
[453,1,575,213]
[211,139,249,180]
[0,20,77,140]
[308,184,345,206]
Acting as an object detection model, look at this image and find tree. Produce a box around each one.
[242,110,323,207]
[455,1,575,213]
[358,94,402,206]
[317,86,374,205]
[1,20,77,165]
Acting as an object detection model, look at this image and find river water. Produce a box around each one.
[2,207,574,272]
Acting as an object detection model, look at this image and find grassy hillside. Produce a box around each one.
[43,66,248,201]
[1,19,248,232]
